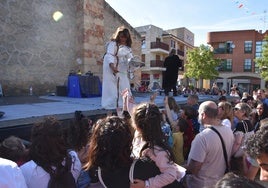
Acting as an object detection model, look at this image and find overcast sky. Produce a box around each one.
[105,0,268,46]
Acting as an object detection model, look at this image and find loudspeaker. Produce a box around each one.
[56,86,67,96]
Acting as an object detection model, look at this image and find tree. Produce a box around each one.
[185,45,220,81]
[255,35,268,81]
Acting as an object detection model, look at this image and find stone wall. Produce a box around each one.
[0,0,78,96]
[0,0,141,96]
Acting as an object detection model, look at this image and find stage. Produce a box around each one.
[0,93,219,141]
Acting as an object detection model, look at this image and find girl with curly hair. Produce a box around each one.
[84,116,133,187]
[20,116,81,188]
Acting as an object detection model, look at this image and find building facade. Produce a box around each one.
[207,29,268,93]
[135,25,195,91]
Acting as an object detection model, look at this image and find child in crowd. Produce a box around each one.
[186,94,200,134]
[166,96,181,121]
[164,96,188,165]
[179,105,196,160]
[0,136,29,166]
[20,116,82,188]
[130,102,186,188]
[171,117,188,165]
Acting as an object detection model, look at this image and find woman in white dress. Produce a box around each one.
[101,26,133,110]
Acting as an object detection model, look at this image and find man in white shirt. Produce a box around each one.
[185,101,234,188]
[0,157,27,188]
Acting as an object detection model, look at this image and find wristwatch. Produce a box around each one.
[145,180,149,187]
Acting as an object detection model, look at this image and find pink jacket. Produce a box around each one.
[142,146,186,188]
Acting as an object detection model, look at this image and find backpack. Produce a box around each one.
[47,154,76,188]
[232,121,254,158]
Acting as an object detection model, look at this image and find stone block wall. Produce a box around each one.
[0,0,78,96]
[0,0,141,96]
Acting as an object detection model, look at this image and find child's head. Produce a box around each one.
[132,102,174,161]
[65,111,91,151]
[218,101,233,122]
[0,136,28,165]
[30,116,68,171]
[176,117,189,133]
[132,103,163,143]
[181,105,198,119]
[86,116,133,170]
[167,96,180,113]
[187,94,199,106]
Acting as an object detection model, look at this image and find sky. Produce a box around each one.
[105,0,268,46]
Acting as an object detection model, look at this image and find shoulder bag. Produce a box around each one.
[209,127,230,173]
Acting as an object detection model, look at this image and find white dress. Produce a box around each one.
[101,41,133,109]
[20,150,81,188]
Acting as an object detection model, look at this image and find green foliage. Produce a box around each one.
[185,44,220,80]
[255,35,268,81]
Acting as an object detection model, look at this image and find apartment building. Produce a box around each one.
[135,25,195,91]
[207,29,268,93]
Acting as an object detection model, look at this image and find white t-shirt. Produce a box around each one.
[0,157,27,188]
[221,118,232,129]
[186,125,234,188]
[20,150,81,188]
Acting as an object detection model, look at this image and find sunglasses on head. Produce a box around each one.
[233,107,241,111]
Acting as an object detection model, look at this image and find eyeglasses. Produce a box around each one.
[233,107,241,111]
[257,107,263,110]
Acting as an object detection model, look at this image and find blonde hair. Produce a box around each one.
[218,101,234,125]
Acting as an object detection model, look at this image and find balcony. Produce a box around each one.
[150,42,169,52]
[214,47,233,54]
[177,49,184,57]
[150,60,164,67]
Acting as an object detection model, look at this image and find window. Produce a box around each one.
[244,59,252,72]
[226,41,234,53]
[141,54,145,62]
[215,42,234,54]
[153,74,160,79]
[141,39,146,49]
[170,40,175,49]
[218,59,232,71]
[244,41,252,53]
[226,59,232,71]
[219,43,225,48]
[255,62,259,73]
[255,41,267,58]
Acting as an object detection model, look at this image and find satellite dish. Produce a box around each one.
[231,44,235,49]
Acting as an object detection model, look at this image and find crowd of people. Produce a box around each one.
[1,86,268,187]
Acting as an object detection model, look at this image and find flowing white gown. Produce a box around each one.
[101,41,133,109]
